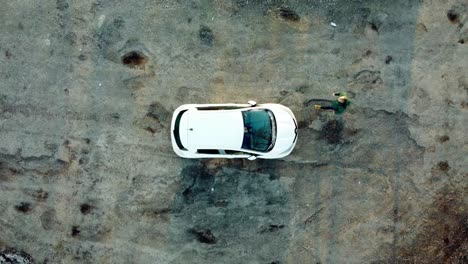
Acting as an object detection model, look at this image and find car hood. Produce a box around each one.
[271,107,297,154]
[180,109,244,150]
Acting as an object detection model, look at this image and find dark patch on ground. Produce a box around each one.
[303,207,325,226]
[319,120,344,144]
[146,102,169,120]
[459,39,465,44]
[447,10,460,24]
[199,26,214,46]
[369,22,379,32]
[331,48,340,55]
[260,224,285,233]
[78,54,87,61]
[437,161,450,172]
[71,226,80,237]
[385,55,393,64]
[351,70,383,91]
[32,189,49,201]
[20,156,68,177]
[14,202,32,213]
[112,17,125,29]
[278,7,300,21]
[417,22,428,33]
[180,164,216,204]
[245,159,282,180]
[0,160,22,181]
[55,0,70,29]
[439,135,450,143]
[295,84,311,94]
[365,11,388,34]
[4,50,12,59]
[344,127,360,137]
[152,208,172,215]
[189,228,217,244]
[141,208,172,222]
[144,127,156,134]
[141,102,170,134]
[213,199,229,207]
[398,190,468,263]
[296,121,308,129]
[80,203,93,215]
[171,161,290,256]
[0,248,34,264]
[116,39,153,68]
[121,51,148,69]
[110,113,120,120]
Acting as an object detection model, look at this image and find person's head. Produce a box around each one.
[338,96,348,103]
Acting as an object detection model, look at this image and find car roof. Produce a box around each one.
[184,109,245,150]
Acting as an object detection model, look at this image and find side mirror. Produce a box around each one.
[248,100,257,107]
[247,155,257,161]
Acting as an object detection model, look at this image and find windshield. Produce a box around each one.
[241,109,276,152]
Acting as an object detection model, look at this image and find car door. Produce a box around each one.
[221,150,251,159]
[195,149,250,159]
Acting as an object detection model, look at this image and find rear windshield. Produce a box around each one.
[241,109,275,152]
[173,110,187,150]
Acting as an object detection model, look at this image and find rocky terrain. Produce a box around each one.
[0,0,467,263]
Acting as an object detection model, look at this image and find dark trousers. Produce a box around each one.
[321,105,337,111]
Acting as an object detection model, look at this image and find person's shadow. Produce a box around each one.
[303,98,333,107]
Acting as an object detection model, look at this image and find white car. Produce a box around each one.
[170,101,298,160]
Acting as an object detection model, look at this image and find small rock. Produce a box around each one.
[55,144,70,163]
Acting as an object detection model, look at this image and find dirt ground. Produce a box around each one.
[0,0,467,263]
